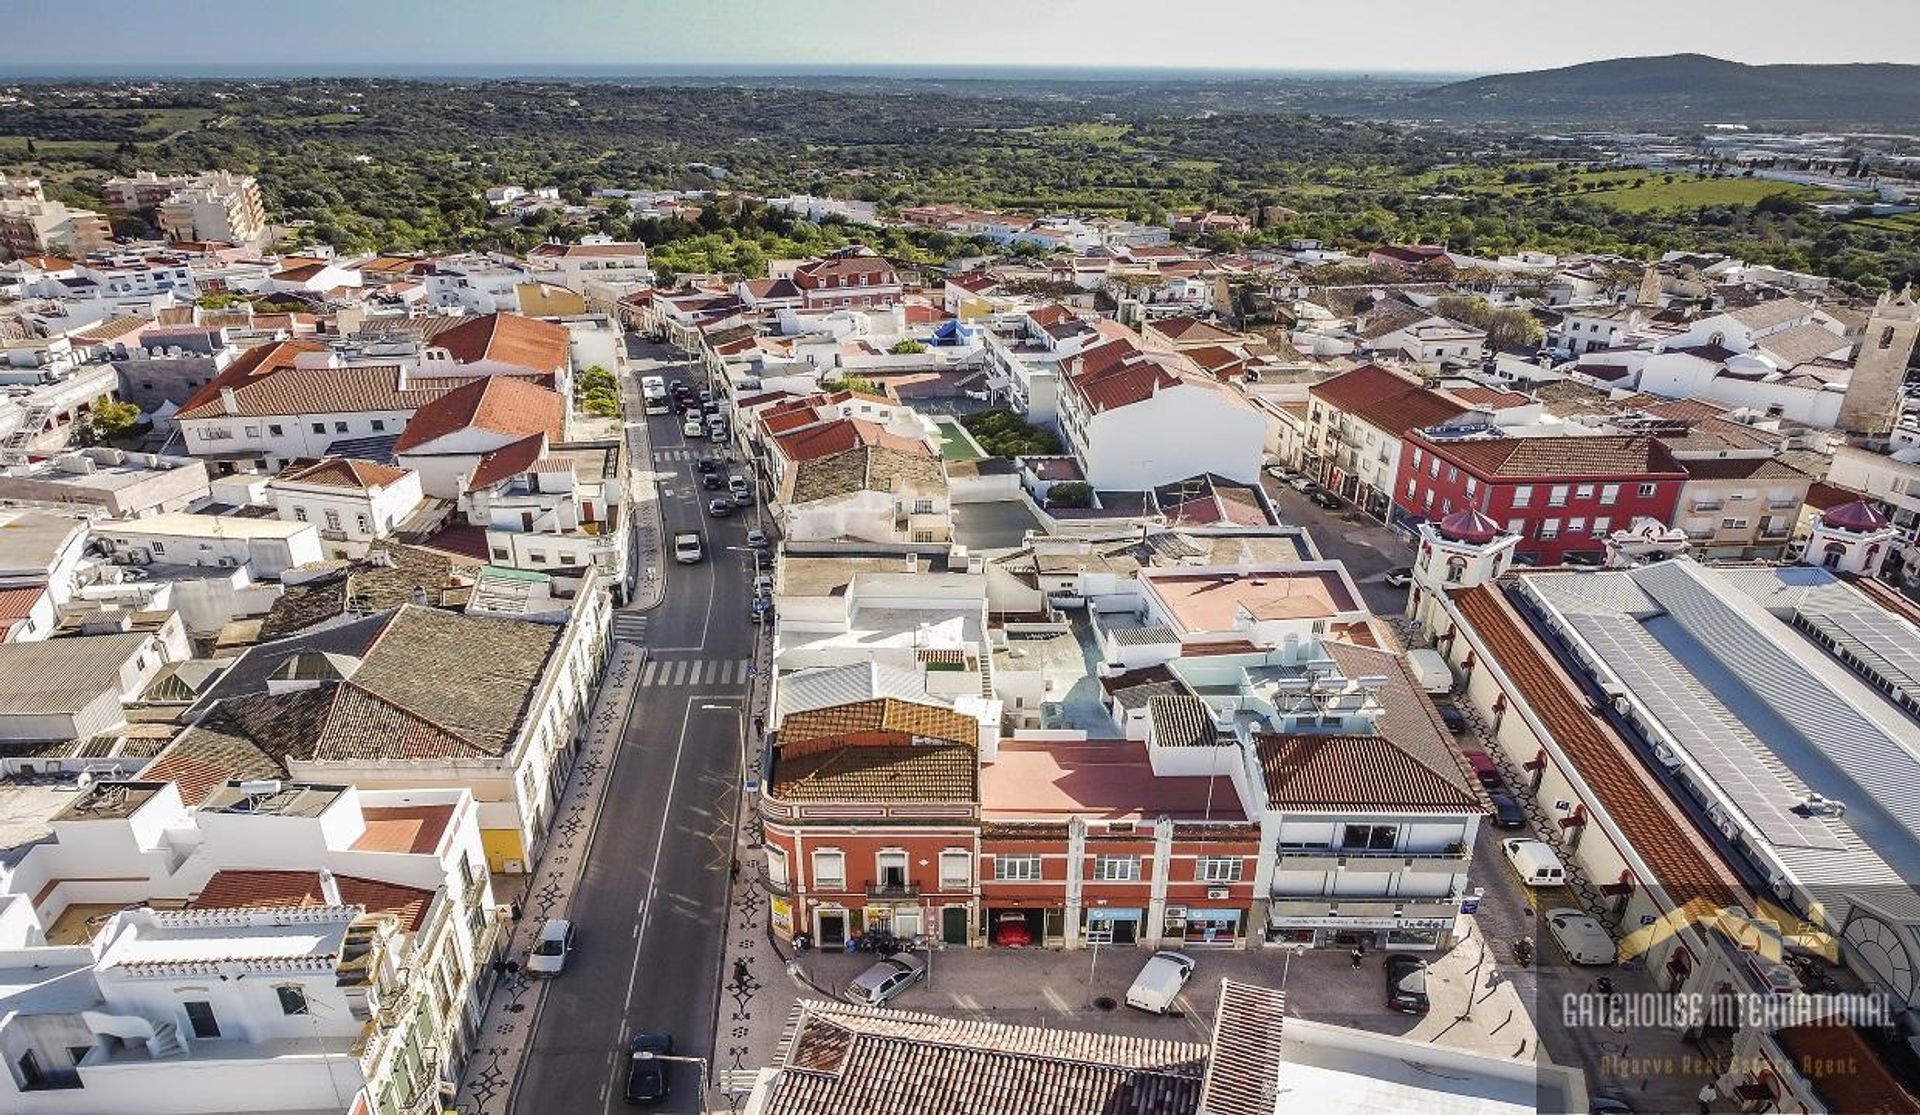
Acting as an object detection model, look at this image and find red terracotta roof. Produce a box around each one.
[1418,434,1684,479]
[1307,363,1421,412]
[192,869,435,931]
[1255,734,1482,813]
[1774,1021,1919,1114]
[773,418,931,464]
[392,376,564,453]
[1447,386,1532,410]
[0,585,46,623]
[275,457,412,491]
[1451,585,1747,914]
[1347,385,1467,436]
[467,433,549,489]
[177,363,465,421]
[429,312,571,373]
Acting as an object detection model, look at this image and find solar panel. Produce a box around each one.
[1796,608,1920,711]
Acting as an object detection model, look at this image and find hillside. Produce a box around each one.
[1411,54,1920,128]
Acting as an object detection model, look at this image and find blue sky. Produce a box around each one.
[8,0,1918,75]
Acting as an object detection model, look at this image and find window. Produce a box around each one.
[939,850,971,890]
[324,510,341,531]
[912,499,935,515]
[1575,484,1595,500]
[1638,483,1657,498]
[529,550,547,564]
[150,541,166,555]
[292,507,308,522]
[371,419,386,432]
[1592,516,1611,535]
[1445,555,1467,584]
[1600,483,1619,506]
[1512,485,1533,508]
[1341,824,1398,851]
[1548,484,1569,507]
[183,1000,220,1039]
[491,547,510,561]
[276,984,310,1016]
[311,422,325,435]
[1446,466,1458,483]
[1405,477,1417,498]
[876,850,908,889]
[334,421,348,434]
[1411,447,1423,468]
[1196,856,1243,883]
[244,424,260,437]
[1721,517,1749,530]
[811,849,845,890]
[1464,477,1478,498]
[1539,518,1561,540]
[1880,325,1897,349]
[1093,855,1140,882]
[995,855,1041,881]
[1508,518,1527,535]
[266,423,282,437]
[1423,490,1434,510]
[356,514,371,534]
[1568,517,1586,535]
[1428,457,1441,478]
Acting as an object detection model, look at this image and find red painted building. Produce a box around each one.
[1394,433,1687,564]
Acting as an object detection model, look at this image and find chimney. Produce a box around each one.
[318,868,344,907]
[219,386,238,415]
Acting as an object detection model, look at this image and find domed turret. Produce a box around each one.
[1436,507,1504,545]
[1820,499,1890,534]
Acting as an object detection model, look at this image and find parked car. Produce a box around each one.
[754,573,775,596]
[750,549,772,572]
[707,498,733,518]
[623,1031,673,1105]
[1545,908,1617,965]
[1502,838,1568,887]
[751,595,774,623]
[1383,566,1414,588]
[525,918,575,977]
[1460,747,1501,786]
[1437,705,1470,735]
[1308,488,1343,510]
[698,388,715,405]
[1489,792,1527,830]
[992,912,1034,947]
[1125,951,1196,1014]
[732,489,754,508]
[1287,475,1315,492]
[681,417,704,438]
[1384,953,1431,1013]
[842,954,926,1006]
[1264,464,1296,482]
[672,532,703,564]
[746,528,769,548]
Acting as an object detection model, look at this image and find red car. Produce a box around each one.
[993,913,1034,947]
[1461,748,1503,788]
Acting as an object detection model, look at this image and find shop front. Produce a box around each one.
[1175,907,1244,947]
[1085,907,1145,945]
[1265,910,1455,950]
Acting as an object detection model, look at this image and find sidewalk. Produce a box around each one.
[452,641,644,1115]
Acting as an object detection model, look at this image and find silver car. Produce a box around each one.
[841,953,925,1006]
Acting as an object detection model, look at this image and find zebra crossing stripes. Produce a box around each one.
[651,448,709,463]
[636,658,753,687]
[610,613,650,644]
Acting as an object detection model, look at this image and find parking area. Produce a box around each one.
[1261,471,1416,615]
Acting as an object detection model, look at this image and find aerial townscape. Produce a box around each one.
[1,3,1919,1114]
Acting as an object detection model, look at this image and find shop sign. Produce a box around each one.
[770,897,793,936]
[1269,916,1452,931]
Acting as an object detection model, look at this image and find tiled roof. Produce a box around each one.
[1199,981,1288,1115]
[1321,639,1478,797]
[1753,321,1849,368]
[1074,361,1185,412]
[176,339,328,415]
[771,742,977,803]
[1674,456,1808,482]
[1255,734,1484,813]
[1306,362,1419,411]
[391,375,564,453]
[273,456,412,491]
[1451,585,1747,912]
[1725,298,1813,330]
[191,869,434,932]
[176,362,460,421]
[778,698,978,749]
[467,433,550,490]
[1446,386,1532,410]
[1152,315,1238,344]
[1348,384,1467,436]
[1148,694,1219,748]
[1420,434,1683,479]
[429,312,571,373]
[1774,1020,1920,1114]
[0,632,151,716]
[773,418,931,465]
[761,1000,1207,1115]
[257,544,474,640]
[139,714,290,804]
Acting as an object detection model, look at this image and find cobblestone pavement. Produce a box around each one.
[452,643,644,1115]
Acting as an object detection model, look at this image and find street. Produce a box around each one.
[512,343,758,1115]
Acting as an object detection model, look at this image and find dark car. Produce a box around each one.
[1437,705,1469,734]
[623,1031,673,1105]
[1308,488,1343,510]
[702,471,726,490]
[1461,747,1503,788]
[707,498,733,518]
[1490,792,1527,830]
[698,388,715,405]
[695,456,719,474]
[1385,954,1431,1014]
[1383,566,1414,588]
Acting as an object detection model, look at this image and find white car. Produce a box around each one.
[1125,950,1195,1014]
[525,918,575,977]
[672,532,703,564]
[1545,908,1616,966]
[1287,475,1315,492]
[682,418,704,438]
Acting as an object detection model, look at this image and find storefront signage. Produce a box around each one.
[770,897,793,936]
[1270,916,1453,931]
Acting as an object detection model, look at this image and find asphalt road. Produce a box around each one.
[515,346,758,1114]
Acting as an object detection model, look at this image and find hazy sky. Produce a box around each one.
[9,0,1920,75]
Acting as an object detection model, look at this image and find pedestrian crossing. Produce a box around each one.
[611,612,649,644]
[637,658,754,688]
[652,447,718,463]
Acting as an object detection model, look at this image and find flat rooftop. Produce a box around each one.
[352,803,455,855]
[2,455,199,493]
[99,511,312,539]
[980,738,1244,822]
[0,777,76,865]
[1144,568,1356,632]
[777,553,954,598]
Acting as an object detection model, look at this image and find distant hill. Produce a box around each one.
[1411,54,1920,128]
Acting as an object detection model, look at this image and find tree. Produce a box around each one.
[888,340,927,355]
[1047,481,1093,508]
[836,374,884,396]
[85,397,142,443]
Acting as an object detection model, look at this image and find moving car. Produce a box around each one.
[842,954,926,1006]
[1502,838,1567,887]
[707,498,733,518]
[1461,748,1501,786]
[1308,488,1343,510]
[992,912,1033,947]
[1125,951,1196,1014]
[1384,566,1414,588]
[623,1031,673,1105]
[672,532,703,564]
[1489,791,1527,830]
[1384,954,1431,1013]
[682,417,704,438]
[525,918,575,977]
[1545,908,1617,965]
[702,471,726,490]
[696,456,719,474]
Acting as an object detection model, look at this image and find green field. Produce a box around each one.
[1583,177,1849,212]
[933,417,985,462]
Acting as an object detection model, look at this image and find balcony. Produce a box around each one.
[865,882,920,900]
[319,528,348,542]
[1691,499,1724,513]
[1275,846,1467,872]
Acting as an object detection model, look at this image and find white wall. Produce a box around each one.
[1079,385,1265,490]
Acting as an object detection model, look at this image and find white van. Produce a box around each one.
[1502,838,1566,887]
[1124,951,1195,1014]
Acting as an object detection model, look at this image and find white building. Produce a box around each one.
[527,237,652,291]
[92,513,324,580]
[465,439,629,597]
[1056,335,1266,490]
[267,458,424,560]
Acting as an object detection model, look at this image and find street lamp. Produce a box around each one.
[1280,943,1308,994]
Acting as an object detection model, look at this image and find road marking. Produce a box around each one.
[640,660,660,685]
